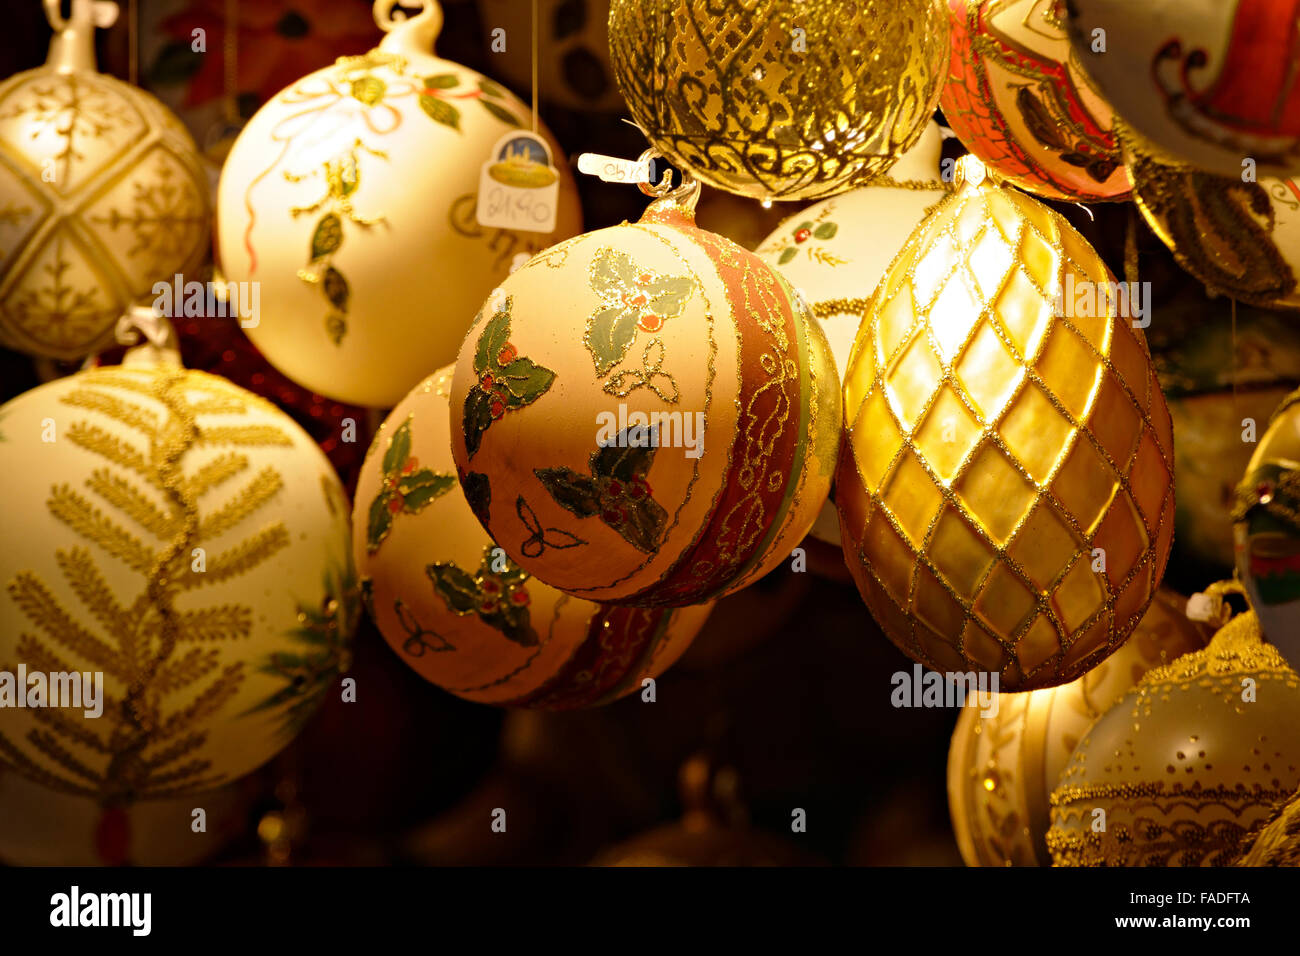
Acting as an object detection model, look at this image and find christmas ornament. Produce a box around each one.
[216,0,583,408]
[1122,128,1300,311]
[1235,784,1300,866]
[1233,389,1300,672]
[479,0,623,112]
[0,346,357,801]
[947,590,1210,867]
[447,178,841,606]
[1065,0,1300,177]
[354,365,712,707]
[940,0,1129,202]
[0,765,252,866]
[1048,610,1300,866]
[0,0,210,360]
[837,155,1175,691]
[606,0,950,201]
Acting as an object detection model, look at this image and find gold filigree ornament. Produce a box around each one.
[0,0,210,361]
[1119,124,1300,311]
[0,328,357,803]
[216,0,582,408]
[837,154,1176,691]
[1234,783,1300,867]
[947,589,1211,867]
[1047,610,1300,867]
[607,0,951,202]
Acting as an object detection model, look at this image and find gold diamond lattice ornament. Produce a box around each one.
[837,155,1175,691]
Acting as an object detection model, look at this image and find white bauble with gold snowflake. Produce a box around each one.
[0,349,357,802]
[0,0,210,360]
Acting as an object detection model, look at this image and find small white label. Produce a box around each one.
[476,131,559,234]
[577,151,654,184]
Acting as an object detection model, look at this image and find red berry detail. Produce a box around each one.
[794,228,811,243]
[490,400,506,419]
[608,479,623,496]
[602,507,624,525]
[498,343,517,365]
[387,496,404,515]
[638,313,663,332]
[401,457,418,475]
[482,579,501,595]
[510,588,530,606]
[480,372,494,391]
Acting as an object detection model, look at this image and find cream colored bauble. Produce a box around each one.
[0,0,211,360]
[947,590,1210,867]
[217,0,582,408]
[355,366,712,707]
[447,190,841,606]
[1048,611,1300,866]
[478,0,623,112]
[0,352,357,802]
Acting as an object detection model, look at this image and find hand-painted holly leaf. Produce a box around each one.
[590,247,638,297]
[1018,86,1067,150]
[477,77,506,97]
[615,497,668,553]
[423,73,460,89]
[461,470,491,526]
[427,562,479,615]
[479,99,522,127]
[475,300,513,373]
[813,222,837,240]
[534,467,602,517]
[383,417,413,474]
[586,305,639,374]
[367,492,395,553]
[778,247,797,265]
[311,213,342,261]
[323,266,349,312]
[463,388,496,457]
[498,357,555,404]
[489,608,539,647]
[399,469,456,510]
[644,274,696,317]
[592,428,658,482]
[420,94,461,130]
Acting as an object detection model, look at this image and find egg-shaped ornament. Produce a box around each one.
[1235,784,1300,867]
[0,338,358,802]
[1122,127,1300,311]
[1065,0,1300,177]
[607,0,951,202]
[354,365,713,707]
[947,590,1210,867]
[939,0,1129,201]
[1048,610,1300,866]
[0,0,210,361]
[217,0,583,408]
[1233,388,1300,672]
[837,155,1175,691]
[447,174,841,606]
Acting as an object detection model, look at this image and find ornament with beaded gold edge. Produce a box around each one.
[354,364,712,708]
[216,0,582,408]
[1048,610,1300,866]
[1235,784,1300,867]
[606,0,951,202]
[836,155,1175,691]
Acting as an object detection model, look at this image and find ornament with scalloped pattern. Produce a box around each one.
[836,156,1175,691]
[354,365,712,708]
[1235,784,1300,866]
[0,0,210,360]
[1048,610,1300,866]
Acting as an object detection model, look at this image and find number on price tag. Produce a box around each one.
[475,131,560,234]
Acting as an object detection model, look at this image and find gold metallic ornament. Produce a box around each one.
[0,0,211,360]
[837,155,1175,691]
[1235,784,1300,867]
[947,590,1210,867]
[607,0,951,201]
[1048,610,1300,866]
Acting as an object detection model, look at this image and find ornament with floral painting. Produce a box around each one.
[216,0,582,408]
[354,366,713,708]
[447,186,842,607]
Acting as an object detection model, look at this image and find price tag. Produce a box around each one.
[576,152,655,184]
[475,131,560,234]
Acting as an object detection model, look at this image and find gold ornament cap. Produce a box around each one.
[44,0,119,74]
[375,0,444,57]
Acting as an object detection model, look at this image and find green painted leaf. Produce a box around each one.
[477,77,506,97]
[498,357,556,404]
[311,213,343,261]
[367,493,394,553]
[475,300,513,374]
[427,562,480,615]
[323,266,349,312]
[463,388,496,458]
[383,418,413,475]
[399,469,456,510]
[419,94,461,130]
[423,73,460,89]
[592,431,657,483]
[778,247,798,265]
[461,470,491,526]
[813,222,837,240]
[644,275,695,317]
[350,75,386,105]
[795,221,814,233]
[613,496,668,553]
[534,467,602,518]
[586,305,639,374]
[325,312,347,345]
[479,99,522,127]
[489,607,538,647]
[590,247,638,296]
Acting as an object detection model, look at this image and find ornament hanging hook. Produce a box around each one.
[375,0,443,54]
[637,149,701,209]
[44,0,118,73]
